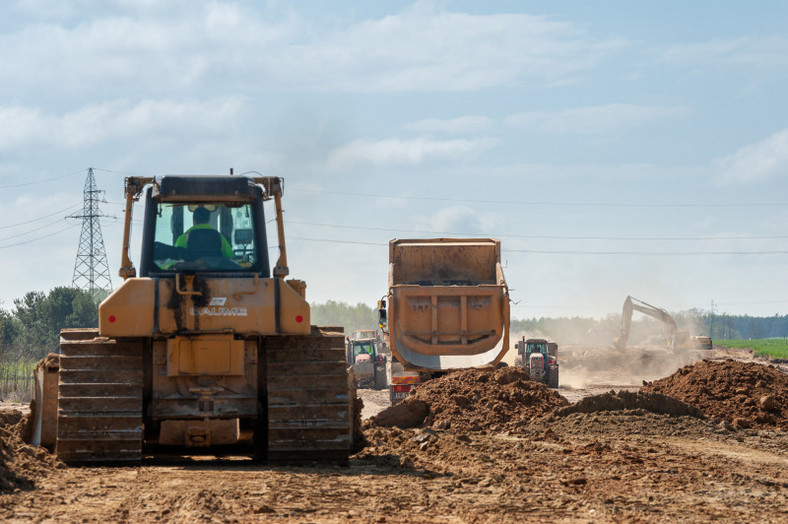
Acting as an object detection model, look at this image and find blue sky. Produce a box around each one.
[1,0,787,319]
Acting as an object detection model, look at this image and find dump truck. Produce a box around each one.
[29,174,354,465]
[380,238,510,404]
[346,329,387,390]
[514,338,559,388]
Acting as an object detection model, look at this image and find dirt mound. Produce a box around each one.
[557,390,704,418]
[372,367,568,433]
[642,360,788,430]
[0,410,62,493]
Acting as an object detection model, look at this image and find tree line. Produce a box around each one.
[0,287,99,363]
[2,293,787,364]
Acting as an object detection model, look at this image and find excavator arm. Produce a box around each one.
[615,296,679,352]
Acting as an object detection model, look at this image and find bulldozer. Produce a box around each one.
[29,174,355,465]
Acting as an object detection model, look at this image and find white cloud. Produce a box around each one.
[1,2,626,99]
[715,129,788,184]
[403,116,494,135]
[659,36,788,68]
[326,136,498,169]
[505,104,690,135]
[0,97,246,151]
[413,205,505,235]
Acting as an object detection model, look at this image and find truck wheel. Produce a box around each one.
[548,365,559,388]
[374,365,387,390]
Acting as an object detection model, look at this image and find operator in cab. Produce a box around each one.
[175,206,233,258]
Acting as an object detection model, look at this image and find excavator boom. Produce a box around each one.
[615,296,679,352]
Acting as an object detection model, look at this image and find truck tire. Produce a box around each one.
[547,365,559,389]
[374,364,387,390]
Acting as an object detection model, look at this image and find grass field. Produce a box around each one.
[714,338,788,360]
[0,358,36,402]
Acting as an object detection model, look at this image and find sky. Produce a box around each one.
[1,0,787,320]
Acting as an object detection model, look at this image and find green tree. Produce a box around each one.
[0,309,21,358]
[11,287,98,359]
[310,300,377,334]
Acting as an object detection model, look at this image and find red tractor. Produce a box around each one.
[514,338,559,388]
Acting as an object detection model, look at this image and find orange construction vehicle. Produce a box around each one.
[379,238,510,403]
[29,173,354,464]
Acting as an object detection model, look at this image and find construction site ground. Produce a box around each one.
[2,346,788,523]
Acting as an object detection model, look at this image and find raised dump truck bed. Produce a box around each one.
[387,238,510,372]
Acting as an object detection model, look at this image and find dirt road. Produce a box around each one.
[2,409,787,522]
[1,350,787,522]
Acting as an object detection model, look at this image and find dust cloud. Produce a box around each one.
[507,315,705,388]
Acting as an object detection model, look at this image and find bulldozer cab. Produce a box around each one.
[139,176,271,276]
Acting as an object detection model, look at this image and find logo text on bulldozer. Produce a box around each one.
[189,307,248,317]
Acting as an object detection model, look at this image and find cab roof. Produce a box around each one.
[154,175,257,202]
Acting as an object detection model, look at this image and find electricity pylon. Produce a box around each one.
[70,167,113,301]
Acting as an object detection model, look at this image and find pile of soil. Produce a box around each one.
[372,367,568,433]
[642,360,788,430]
[0,410,61,493]
[557,390,704,418]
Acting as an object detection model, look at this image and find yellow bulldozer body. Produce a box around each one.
[30,174,353,464]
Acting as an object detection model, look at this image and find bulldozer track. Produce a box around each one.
[57,334,144,465]
[266,328,352,464]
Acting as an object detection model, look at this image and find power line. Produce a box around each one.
[287,237,386,247]
[287,220,788,242]
[0,203,82,230]
[285,236,788,255]
[290,188,788,208]
[0,169,85,189]
[0,166,150,191]
[504,248,788,255]
[0,224,79,249]
[92,167,150,177]
[0,216,73,242]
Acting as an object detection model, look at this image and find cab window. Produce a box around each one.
[150,203,258,272]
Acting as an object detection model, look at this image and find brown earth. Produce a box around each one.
[642,359,788,431]
[0,358,787,522]
[0,410,63,493]
[372,367,569,432]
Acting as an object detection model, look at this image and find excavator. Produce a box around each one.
[614,296,711,352]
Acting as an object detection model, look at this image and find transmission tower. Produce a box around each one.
[70,167,113,300]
